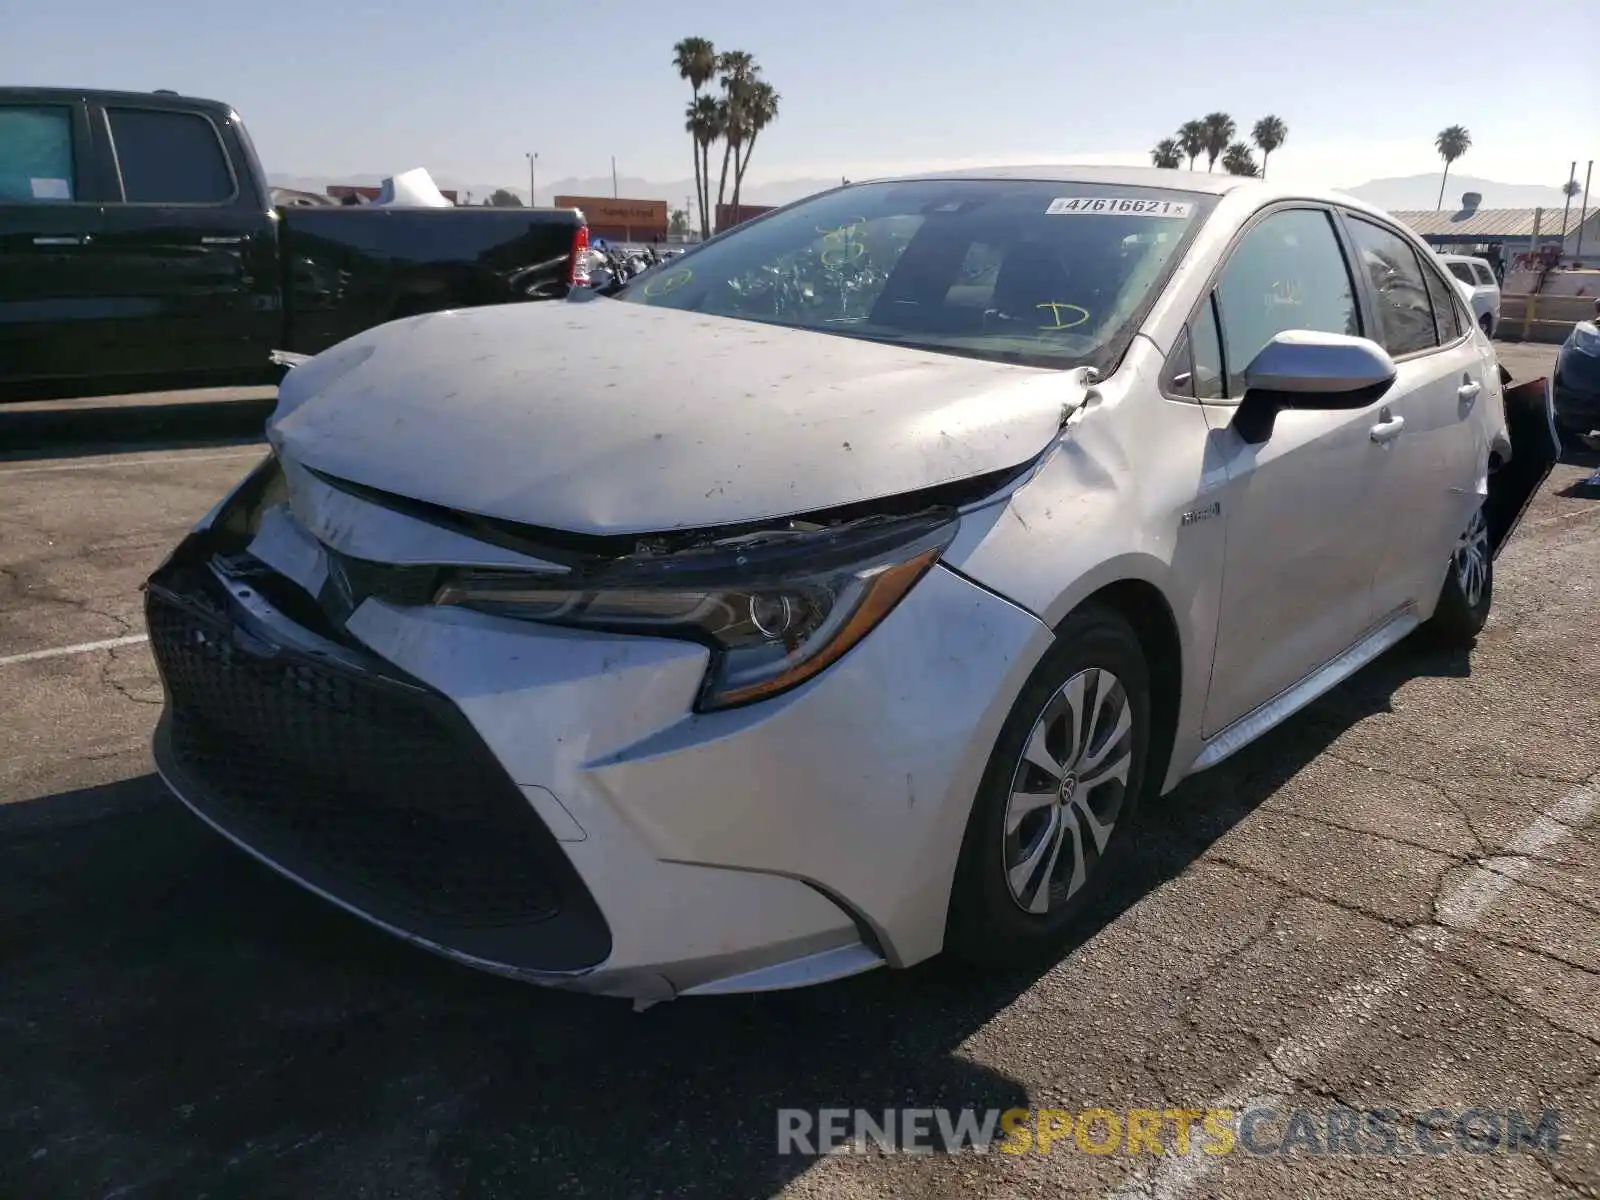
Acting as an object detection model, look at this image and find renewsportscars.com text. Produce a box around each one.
[777,1106,1562,1157]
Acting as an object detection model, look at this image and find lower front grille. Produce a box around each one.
[145,560,611,972]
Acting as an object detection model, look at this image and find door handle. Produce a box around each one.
[1370,409,1406,443]
[33,235,86,246]
[201,235,245,245]
[1458,379,1481,404]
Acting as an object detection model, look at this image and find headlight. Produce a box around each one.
[1571,322,1600,358]
[433,513,958,710]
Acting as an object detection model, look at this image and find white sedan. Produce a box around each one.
[146,167,1529,1005]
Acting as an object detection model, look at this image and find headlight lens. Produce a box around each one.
[433,514,958,710]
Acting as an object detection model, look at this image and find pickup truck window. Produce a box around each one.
[107,108,233,204]
[0,105,75,202]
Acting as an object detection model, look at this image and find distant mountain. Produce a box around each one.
[266,171,840,208]
[1340,173,1578,212]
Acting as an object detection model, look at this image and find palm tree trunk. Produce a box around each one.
[688,85,703,240]
[690,147,703,240]
[1260,150,1269,181]
[732,137,755,218]
[700,143,713,239]
[716,140,734,231]
[1436,163,1450,212]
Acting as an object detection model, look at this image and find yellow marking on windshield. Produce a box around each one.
[1036,302,1091,330]
[642,268,693,298]
[817,219,869,269]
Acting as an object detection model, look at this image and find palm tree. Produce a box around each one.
[1433,125,1471,211]
[1177,120,1206,170]
[731,80,779,218]
[713,51,758,228]
[1201,112,1236,172]
[1251,115,1287,180]
[1222,142,1258,177]
[685,95,720,240]
[673,37,718,237]
[1150,139,1182,169]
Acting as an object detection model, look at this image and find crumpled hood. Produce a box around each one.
[268,297,1077,536]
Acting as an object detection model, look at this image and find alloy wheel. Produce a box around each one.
[1454,504,1489,609]
[1001,668,1134,915]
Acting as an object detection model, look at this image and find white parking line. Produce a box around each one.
[1106,778,1600,1200]
[0,634,150,667]
[0,448,263,477]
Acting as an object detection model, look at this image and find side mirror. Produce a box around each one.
[1232,330,1396,445]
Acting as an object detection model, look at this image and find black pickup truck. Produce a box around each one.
[0,87,591,402]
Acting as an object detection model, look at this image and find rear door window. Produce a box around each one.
[1346,216,1439,357]
[107,108,234,203]
[0,105,76,202]
[1421,261,1463,343]
[1446,262,1476,286]
[1471,264,1495,286]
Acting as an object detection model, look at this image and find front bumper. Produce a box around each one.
[146,532,1050,1001]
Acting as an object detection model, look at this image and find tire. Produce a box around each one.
[1428,499,1492,646]
[946,604,1151,967]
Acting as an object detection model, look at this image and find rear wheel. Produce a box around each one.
[947,605,1150,966]
[1428,501,1492,645]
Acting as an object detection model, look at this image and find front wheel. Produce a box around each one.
[1428,501,1492,645]
[946,605,1150,967]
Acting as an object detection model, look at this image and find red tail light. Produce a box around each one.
[569,223,590,287]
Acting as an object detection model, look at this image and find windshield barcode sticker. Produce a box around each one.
[1046,197,1193,217]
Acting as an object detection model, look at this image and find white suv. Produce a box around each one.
[1439,253,1501,336]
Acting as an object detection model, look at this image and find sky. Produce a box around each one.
[5,0,1596,195]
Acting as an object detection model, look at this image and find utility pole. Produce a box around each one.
[1578,161,1594,261]
[612,156,619,199]
[1560,161,1577,240]
[526,152,538,206]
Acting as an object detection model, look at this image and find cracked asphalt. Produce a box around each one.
[1,348,1597,1200]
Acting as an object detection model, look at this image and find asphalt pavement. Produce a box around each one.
[1,353,1596,1199]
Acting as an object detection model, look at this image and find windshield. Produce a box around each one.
[615,179,1214,369]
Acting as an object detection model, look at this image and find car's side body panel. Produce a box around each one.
[940,340,1228,795]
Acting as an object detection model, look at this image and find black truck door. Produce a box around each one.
[94,103,278,386]
[0,98,109,399]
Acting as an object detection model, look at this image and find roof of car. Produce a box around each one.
[1437,252,1491,266]
[0,86,233,117]
[858,164,1397,212]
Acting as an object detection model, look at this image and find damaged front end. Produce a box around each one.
[162,448,1040,711]
[142,446,1041,995]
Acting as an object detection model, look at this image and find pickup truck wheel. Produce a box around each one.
[946,604,1150,968]
[1428,501,1492,646]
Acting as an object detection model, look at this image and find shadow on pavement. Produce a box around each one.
[0,639,1470,1198]
[0,394,275,464]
